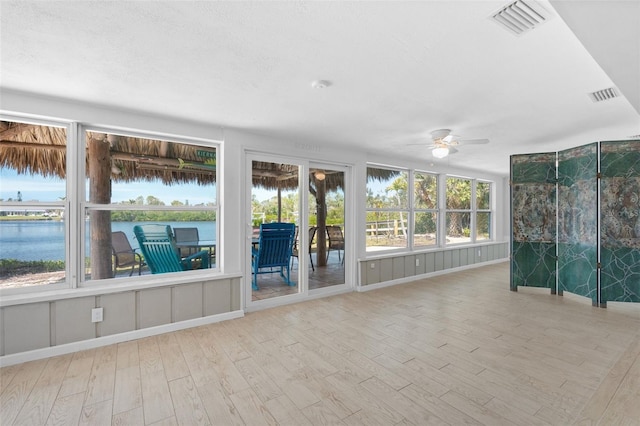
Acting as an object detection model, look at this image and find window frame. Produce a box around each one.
[80,125,221,285]
[412,171,439,249]
[475,180,493,242]
[0,115,73,294]
[365,164,494,257]
[365,166,410,253]
[0,116,222,295]
[445,175,473,245]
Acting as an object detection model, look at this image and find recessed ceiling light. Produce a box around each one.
[311,80,331,89]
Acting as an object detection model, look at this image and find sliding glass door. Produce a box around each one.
[246,154,349,307]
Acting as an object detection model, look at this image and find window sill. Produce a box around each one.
[0,270,242,308]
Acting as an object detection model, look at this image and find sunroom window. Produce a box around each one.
[83,130,218,282]
[366,167,409,252]
[0,119,68,290]
[446,176,472,244]
[476,181,492,241]
[413,172,438,248]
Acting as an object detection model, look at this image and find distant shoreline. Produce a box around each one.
[0,216,62,221]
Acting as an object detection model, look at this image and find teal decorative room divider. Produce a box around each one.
[600,141,640,306]
[558,143,598,304]
[511,140,639,307]
[510,152,557,292]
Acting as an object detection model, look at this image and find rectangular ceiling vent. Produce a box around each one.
[491,0,552,36]
[588,87,619,103]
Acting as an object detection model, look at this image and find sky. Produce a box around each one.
[0,168,217,205]
[1,168,388,205]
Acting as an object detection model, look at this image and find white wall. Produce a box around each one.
[0,89,510,363]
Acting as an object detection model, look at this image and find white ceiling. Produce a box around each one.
[1,0,638,175]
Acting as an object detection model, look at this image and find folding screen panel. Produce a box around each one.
[557,143,598,304]
[600,141,640,306]
[511,153,557,291]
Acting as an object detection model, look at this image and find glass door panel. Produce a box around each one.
[250,159,301,301]
[309,166,345,289]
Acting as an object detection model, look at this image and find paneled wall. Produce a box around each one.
[0,277,241,356]
[359,242,509,286]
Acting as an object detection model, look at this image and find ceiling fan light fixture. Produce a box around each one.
[311,80,331,89]
[432,147,449,159]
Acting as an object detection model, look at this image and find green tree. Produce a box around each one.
[446,178,472,236]
[146,195,164,206]
[413,173,437,235]
[386,176,408,237]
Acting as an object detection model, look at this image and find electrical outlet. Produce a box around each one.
[91,308,103,323]
[415,258,420,266]
[370,262,375,269]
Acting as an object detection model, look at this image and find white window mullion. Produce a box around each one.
[68,122,81,288]
[408,171,414,251]
[471,179,477,244]
[438,174,446,247]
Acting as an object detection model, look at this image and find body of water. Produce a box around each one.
[0,220,217,262]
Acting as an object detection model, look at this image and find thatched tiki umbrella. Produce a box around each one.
[1,121,218,279]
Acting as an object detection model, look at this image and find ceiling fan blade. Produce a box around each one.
[448,147,459,154]
[458,138,490,145]
[407,143,438,149]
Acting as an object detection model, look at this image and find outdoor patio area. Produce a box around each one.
[252,250,345,301]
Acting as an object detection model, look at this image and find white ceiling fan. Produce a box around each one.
[416,129,490,158]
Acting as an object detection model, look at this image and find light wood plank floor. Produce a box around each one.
[2,262,639,425]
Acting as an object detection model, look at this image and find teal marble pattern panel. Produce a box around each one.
[601,140,640,178]
[558,243,597,301]
[511,153,557,290]
[601,246,640,303]
[600,140,640,303]
[511,152,557,184]
[558,144,597,300]
[512,241,556,289]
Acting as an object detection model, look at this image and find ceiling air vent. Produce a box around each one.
[588,87,619,103]
[491,0,552,36]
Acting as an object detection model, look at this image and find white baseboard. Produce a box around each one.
[0,310,244,367]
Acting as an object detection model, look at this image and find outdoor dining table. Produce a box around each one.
[174,240,216,267]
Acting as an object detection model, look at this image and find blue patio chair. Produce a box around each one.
[252,222,296,291]
[133,224,208,274]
